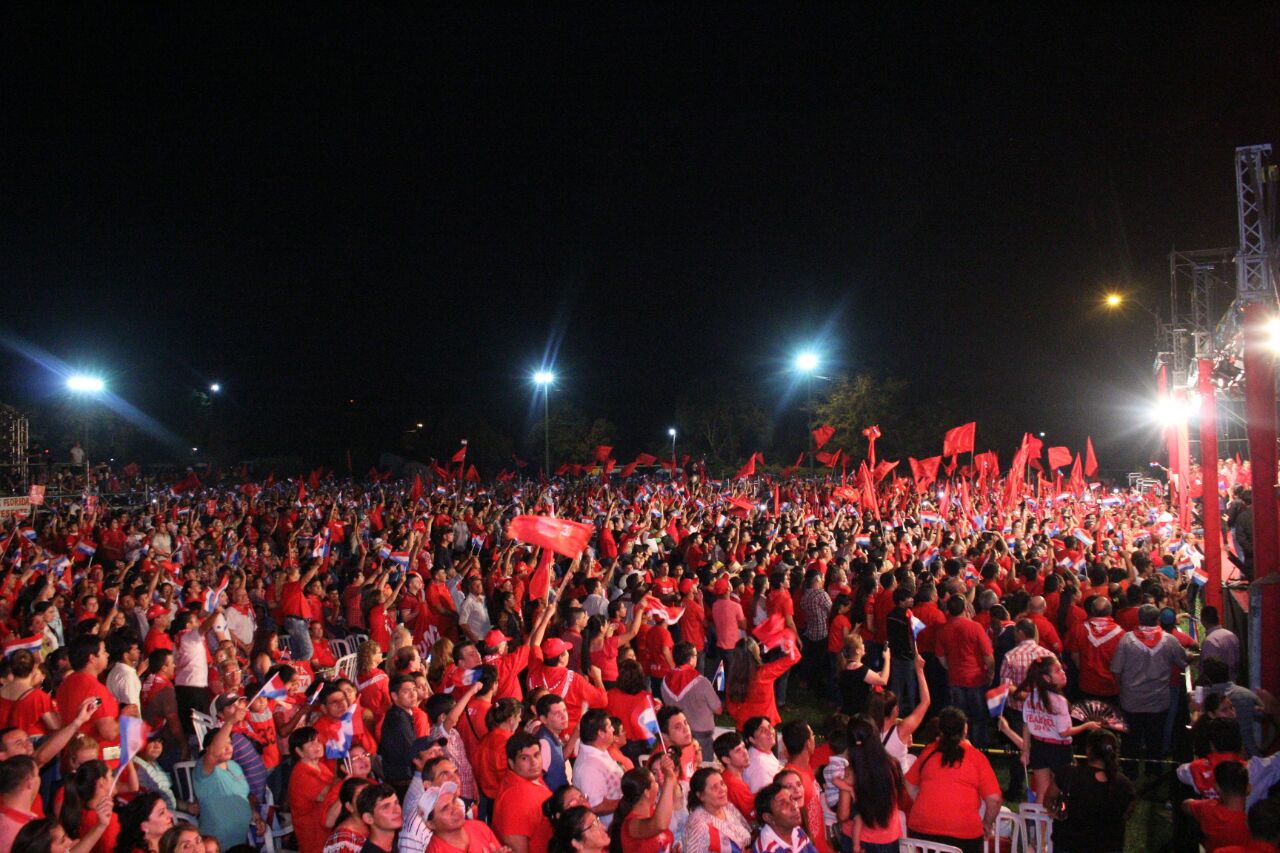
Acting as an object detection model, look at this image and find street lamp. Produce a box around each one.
[668,427,677,470]
[209,382,221,393]
[66,375,105,465]
[794,352,820,471]
[533,370,555,474]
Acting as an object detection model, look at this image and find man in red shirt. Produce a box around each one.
[56,635,120,750]
[492,731,553,853]
[712,731,756,820]
[279,559,321,661]
[527,638,606,737]
[1023,596,1063,654]
[1064,598,1123,700]
[935,595,994,747]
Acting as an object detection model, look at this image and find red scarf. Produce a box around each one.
[1133,626,1164,649]
[1084,618,1123,647]
[663,664,700,699]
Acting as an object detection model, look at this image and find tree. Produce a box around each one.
[529,402,616,468]
[810,372,956,461]
[675,385,772,470]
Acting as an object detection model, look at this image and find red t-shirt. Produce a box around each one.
[1186,799,1251,852]
[639,624,674,679]
[1064,618,1123,696]
[607,688,659,744]
[935,617,993,688]
[280,581,311,620]
[289,760,336,853]
[56,671,119,735]
[476,728,513,799]
[493,775,552,853]
[724,769,755,820]
[0,688,56,735]
[679,599,706,649]
[905,741,1000,840]
[427,820,502,853]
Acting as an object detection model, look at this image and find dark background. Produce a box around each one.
[2,5,1278,473]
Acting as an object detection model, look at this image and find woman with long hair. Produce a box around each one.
[682,767,751,853]
[59,760,120,853]
[606,659,660,765]
[114,792,173,853]
[904,707,1001,853]
[836,716,903,853]
[1017,655,1100,805]
[13,817,77,853]
[548,805,611,853]
[723,637,799,728]
[157,825,203,853]
[321,776,369,853]
[609,757,678,853]
[1050,729,1136,853]
[866,653,930,772]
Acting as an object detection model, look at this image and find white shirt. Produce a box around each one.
[175,628,208,688]
[583,593,609,619]
[225,607,256,648]
[743,746,782,793]
[458,594,491,643]
[106,661,142,708]
[574,743,624,827]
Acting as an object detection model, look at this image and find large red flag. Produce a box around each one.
[857,462,879,518]
[173,472,202,494]
[526,548,553,601]
[973,451,999,480]
[734,454,757,479]
[1021,433,1044,464]
[1069,454,1085,496]
[872,459,898,483]
[1084,437,1098,477]
[593,445,613,463]
[1046,446,1072,470]
[506,515,594,558]
[816,449,840,468]
[634,452,657,466]
[451,443,468,463]
[943,422,976,457]
[812,424,836,450]
[409,474,423,503]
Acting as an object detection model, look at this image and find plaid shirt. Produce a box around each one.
[799,588,832,641]
[998,639,1056,711]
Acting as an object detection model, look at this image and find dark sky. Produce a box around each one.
[2,5,1278,470]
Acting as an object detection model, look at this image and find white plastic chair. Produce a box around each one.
[328,638,350,659]
[172,761,197,804]
[335,652,357,681]
[190,713,211,749]
[901,839,964,853]
[1018,803,1053,853]
[986,807,1027,853]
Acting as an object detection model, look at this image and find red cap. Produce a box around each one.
[147,605,170,620]
[541,638,572,659]
[484,630,510,648]
[711,577,730,596]
[679,578,696,595]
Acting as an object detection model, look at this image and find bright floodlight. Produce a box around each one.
[794,352,819,373]
[66,375,104,393]
[209,383,221,393]
[1266,317,1280,351]
[1105,293,1123,308]
[533,370,555,386]
[1153,395,1192,426]
[668,427,677,437]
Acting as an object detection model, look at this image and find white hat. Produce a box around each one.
[417,780,459,820]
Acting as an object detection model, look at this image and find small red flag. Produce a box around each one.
[734,454,757,479]
[781,453,805,477]
[451,443,468,463]
[409,474,423,503]
[464,465,480,482]
[620,461,638,477]
[634,452,657,466]
[942,422,976,457]
[1085,437,1098,477]
[308,468,321,490]
[812,424,836,450]
[296,481,306,503]
[872,459,898,483]
[1046,446,1072,470]
[602,459,616,475]
[506,515,594,558]
[554,463,569,476]
[593,445,613,463]
[815,450,838,467]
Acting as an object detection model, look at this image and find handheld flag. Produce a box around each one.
[713,659,725,692]
[637,695,663,748]
[986,683,1010,717]
[74,541,96,558]
[204,575,229,613]
[505,515,593,559]
[252,672,290,705]
[943,422,976,457]
[3,635,43,658]
[812,424,835,450]
[323,704,356,759]
[116,716,148,777]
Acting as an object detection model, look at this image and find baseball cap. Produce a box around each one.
[541,638,572,659]
[146,605,170,620]
[214,693,244,714]
[1159,607,1177,627]
[416,780,458,820]
[484,629,510,648]
[411,735,449,755]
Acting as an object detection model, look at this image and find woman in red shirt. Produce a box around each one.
[288,726,338,853]
[723,636,800,727]
[904,707,1001,853]
[59,760,120,853]
[609,756,678,853]
[0,650,58,736]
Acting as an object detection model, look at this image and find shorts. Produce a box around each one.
[1029,738,1073,771]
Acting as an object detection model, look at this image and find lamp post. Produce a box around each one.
[668,427,677,471]
[795,352,819,471]
[533,371,555,474]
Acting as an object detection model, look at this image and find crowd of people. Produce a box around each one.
[0,462,1277,853]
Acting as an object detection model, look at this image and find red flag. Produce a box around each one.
[1022,433,1044,464]
[451,444,468,463]
[1069,454,1085,496]
[1085,437,1098,477]
[812,424,835,450]
[172,472,202,494]
[942,422,976,457]
[409,474,423,503]
[726,496,756,518]
[781,453,805,477]
[857,462,879,518]
[1046,446,1072,470]
[734,454,757,479]
[123,462,140,477]
[602,459,616,475]
[296,481,306,504]
[973,451,999,480]
[815,449,839,467]
[464,465,480,483]
[593,445,613,463]
[634,452,657,466]
[431,461,451,480]
[554,463,569,476]
[620,461,639,478]
[527,548,553,601]
[831,485,860,503]
[872,459,898,483]
[862,424,882,467]
[506,515,594,558]
[308,468,322,490]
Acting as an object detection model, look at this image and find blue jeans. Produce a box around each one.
[284,616,314,663]
[888,657,918,714]
[949,685,989,748]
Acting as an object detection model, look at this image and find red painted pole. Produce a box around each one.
[1198,358,1224,611]
[1243,303,1280,697]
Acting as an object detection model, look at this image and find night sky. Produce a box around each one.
[2,6,1278,471]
